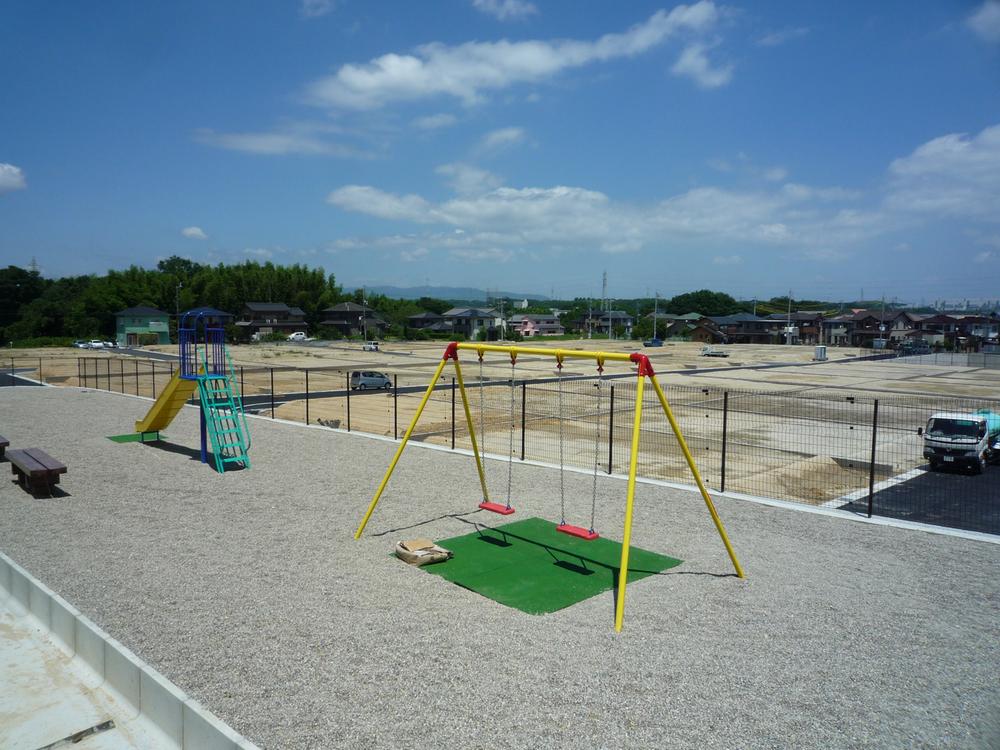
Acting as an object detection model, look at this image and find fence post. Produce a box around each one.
[78,358,82,387]
[721,391,729,493]
[305,370,310,425]
[608,383,615,474]
[120,358,124,393]
[107,358,111,391]
[240,366,245,397]
[10,358,13,386]
[346,372,351,431]
[451,377,456,450]
[270,368,275,419]
[867,399,879,519]
[520,381,527,461]
[134,360,139,395]
[393,374,399,440]
[39,357,43,385]
[151,360,156,398]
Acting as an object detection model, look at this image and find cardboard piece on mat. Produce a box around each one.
[396,539,453,566]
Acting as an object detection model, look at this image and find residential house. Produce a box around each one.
[407,311,450,333]
[115,305,171,346]
[235,302,307,339]
[708,313,776,344]
[321,302,387,337]
[510,313,565,337]
[442,307,500,339]
[766,311,825,345]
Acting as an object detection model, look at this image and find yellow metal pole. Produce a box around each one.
[649,374,745,579]
[354,356,449,539]
[455,342,633,363]
[452,357,490,503]
[614,373,646,633]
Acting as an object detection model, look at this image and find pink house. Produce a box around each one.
[511,314,565,337]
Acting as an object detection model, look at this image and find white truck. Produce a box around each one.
[922,410,1000,474]
[701,345,729,358]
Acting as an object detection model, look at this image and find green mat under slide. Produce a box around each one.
[107,432,164,443]
[420,517,682,614]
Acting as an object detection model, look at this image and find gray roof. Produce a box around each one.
[709,314,771,324]
[443,307,497,318]
[323,302,375,313]
[116,305,169,317]
[244,302,292,312]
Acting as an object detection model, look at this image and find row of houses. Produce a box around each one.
[646,310,1000,348]
[115,302,1000,348]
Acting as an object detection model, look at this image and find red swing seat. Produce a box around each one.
[556,523,599,540]
[479,501,515,515]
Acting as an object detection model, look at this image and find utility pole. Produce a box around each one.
[587,298,592,339]
[786,289,792,345]
[601,270,608,338]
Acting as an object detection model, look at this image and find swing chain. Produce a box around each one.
[589,359,605,534]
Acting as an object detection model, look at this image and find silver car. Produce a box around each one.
[350,371,391,390]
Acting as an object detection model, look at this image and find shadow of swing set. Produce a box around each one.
[355,342,745,632]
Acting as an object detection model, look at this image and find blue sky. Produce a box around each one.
[2,0,999,303]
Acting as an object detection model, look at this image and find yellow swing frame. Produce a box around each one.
[354,341,745,632]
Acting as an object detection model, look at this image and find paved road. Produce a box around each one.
[841,465,1000,535]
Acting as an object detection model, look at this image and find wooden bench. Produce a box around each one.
[7,448,67,495]
[0,435,8,459]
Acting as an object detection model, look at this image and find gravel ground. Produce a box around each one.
[1,386,998,750]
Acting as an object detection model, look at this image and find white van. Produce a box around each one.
[363,341,380,352]
[350,371,391,390]
[287,331,307,341]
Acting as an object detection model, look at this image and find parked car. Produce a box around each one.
[72,340,87,348]
[350,371,391,390]
[104,340,117,349]
[643,338,663,347]
[287,331,307,342]
[88,340,105,349]
[363,341,380,352]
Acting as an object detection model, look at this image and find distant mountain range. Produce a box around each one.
[360,284,549,302]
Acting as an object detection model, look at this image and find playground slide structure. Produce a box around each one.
[133,312,251,473]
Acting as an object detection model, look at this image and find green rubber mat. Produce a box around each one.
[107,432,164,443]
[420,517,682,614]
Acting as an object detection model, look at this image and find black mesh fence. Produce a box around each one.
[22,355,1000,536]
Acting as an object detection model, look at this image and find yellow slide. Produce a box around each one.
[135,372,199,433]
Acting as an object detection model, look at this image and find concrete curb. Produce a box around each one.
[0,551,261,750]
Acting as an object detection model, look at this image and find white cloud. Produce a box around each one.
[327,185,434,222]
[305,3,723,109]
[472,0,538,21]
[0,163,26,193]
[670,42,733,89]
[436,163,503,195]
[712,255,743,265]
[756,26,810,47]
[974,250,996,263]
[194,122,363,157]
[479,126,527,152]
[244,247,274,259]
[763,167,788,182]
[451,248,515,262]
[413,113,458,130]
[182,226,208,240]
[301,0,334,19]
[968,1,1000,43]
[886,123,1000,220]
[401,247,430,262]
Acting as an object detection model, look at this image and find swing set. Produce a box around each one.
[354,341,745,632]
